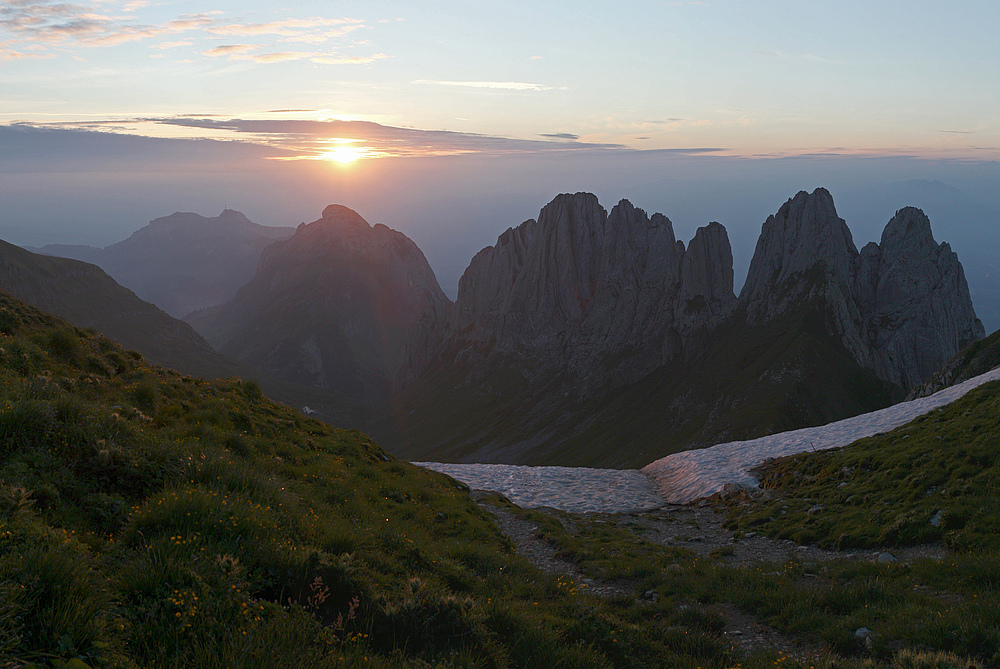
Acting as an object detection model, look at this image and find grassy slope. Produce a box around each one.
[908,328,1000,399]
[385,301,898,469]
[725,377,1000,552]
[3,293,999,669]
[0,294,743,669]
[507,376,1000,666]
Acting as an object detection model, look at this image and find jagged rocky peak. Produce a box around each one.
[880,206,934,254]
[439,192,737,390]
[741,187,858,323]
[512,192,607,326]
[739,188,984,390]
[680,222,735,313]
[855,206,984,389]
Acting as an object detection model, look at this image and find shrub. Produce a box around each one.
[46,327,84,364]
[0,400,56,455]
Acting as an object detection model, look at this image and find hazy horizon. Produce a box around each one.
[2,1,998,328]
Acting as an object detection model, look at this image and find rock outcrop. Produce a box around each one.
[855,206,984,389]
[190,205,450,406]
[386,188,984,467]
[423,193,736,392]
[740,189,984,390]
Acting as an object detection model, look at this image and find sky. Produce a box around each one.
[3,0,999,157]
[1,0,999,327]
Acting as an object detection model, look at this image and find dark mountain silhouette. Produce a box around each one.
[381,189,983,467]
[186,205,450,408]
[43,189,981,468]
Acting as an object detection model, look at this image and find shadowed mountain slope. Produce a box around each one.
[0,237,363,426]
[187,205,450,408]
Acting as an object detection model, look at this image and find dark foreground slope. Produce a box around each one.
[0,295,646,667]
[0,238,363,427]
[3,293,998,668]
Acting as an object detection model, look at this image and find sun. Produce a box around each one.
[320,145,365,164]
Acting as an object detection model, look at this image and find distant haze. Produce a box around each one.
[2,126,998,331]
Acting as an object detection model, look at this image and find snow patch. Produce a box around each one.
[417,366,1000,512]
[642,366,1000,503]
[413,463,662,514]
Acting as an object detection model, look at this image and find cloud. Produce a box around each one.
[206,17,364,38]
[0,2,218,48]
[539,133,578,141]
[152,40,191,49]
[413,80,556,92]
[201,43,256,57]
[1,44,53,60]
[0,3,379,64]
[147,116,626,157]
[201,44,387,65]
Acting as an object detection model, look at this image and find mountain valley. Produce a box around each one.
[22,187,986,468]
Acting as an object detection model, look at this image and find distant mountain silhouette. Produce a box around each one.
[29,190,984,469]
[33,209,294,318]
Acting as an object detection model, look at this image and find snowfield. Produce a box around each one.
[417,366,1000,513]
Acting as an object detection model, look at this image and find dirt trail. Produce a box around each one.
[475,493,948,659]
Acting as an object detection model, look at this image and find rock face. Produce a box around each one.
[429,193,736,392]
[36,209,294,318]
[855,206,984,388]
[385,189,984,467]
[741,189,984,389]
[190,205,449,406]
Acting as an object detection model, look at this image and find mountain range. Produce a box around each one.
[14,187,987,469]
[382,188,983,466]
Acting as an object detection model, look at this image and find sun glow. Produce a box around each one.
[320,145,366,163]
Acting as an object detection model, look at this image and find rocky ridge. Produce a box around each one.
[386,188,984,466]
[407,188,981,397]
[741,189,984,389]
[407,193,736,394]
